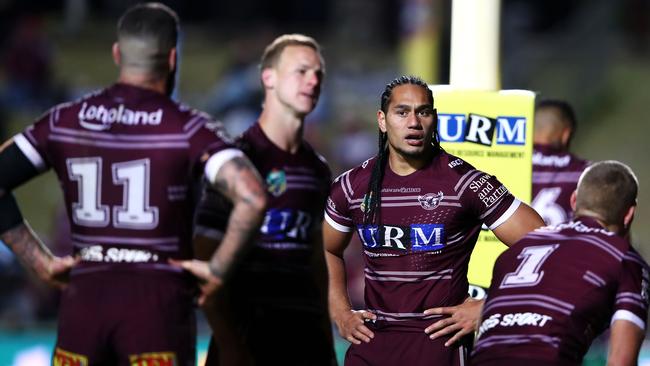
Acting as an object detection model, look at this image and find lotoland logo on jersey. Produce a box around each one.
[266,168,287,197]
[357,224,445,252]
[418,191,444,210]
[53,347,88,366]
[129,352,176,366]
[438,113,526,146]
[78,102,163,131]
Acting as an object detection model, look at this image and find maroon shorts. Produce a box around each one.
[345,327,470,366]
[53,271,196,366]
[204,305,336,366]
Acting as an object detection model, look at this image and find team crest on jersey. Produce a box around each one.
[53,347,88,366]
[418,191,444,210]
[266,168,287,197]
[129,352,176,366]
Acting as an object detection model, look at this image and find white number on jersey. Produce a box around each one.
[500,244,559,288]
[532,187,567,225]
[67,157,159,229]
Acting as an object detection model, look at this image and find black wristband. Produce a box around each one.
[0,193,24,234]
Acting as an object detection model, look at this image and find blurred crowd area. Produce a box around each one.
[1,0,650,336]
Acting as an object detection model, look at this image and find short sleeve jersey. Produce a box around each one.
[325,151,520,330]
[194,123,332,310]
[532,144,590,225]
[472,218,650,365]
[15,83,236,275]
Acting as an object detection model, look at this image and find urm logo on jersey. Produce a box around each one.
[357,224,445,252]
[438,113,526,146]
[260,208,312,241]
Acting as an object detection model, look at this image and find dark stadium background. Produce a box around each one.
[0,0,649,364]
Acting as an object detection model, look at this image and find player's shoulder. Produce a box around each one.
[624,246,650,269]
[437,151,490,192]
[532,219,629,258]
[571,153,591,171]
[439,151,477,174]
[335,156,375,183]
[300,140,331,173]
[330,156,376,198]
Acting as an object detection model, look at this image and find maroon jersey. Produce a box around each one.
[325,151,519,331]
[472,218,650,365]
[195,122,332,308]
[15,83,236,276]
[195,123,335,365]
[532,144,590,225]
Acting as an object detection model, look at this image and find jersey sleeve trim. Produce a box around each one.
[325,212,352,233]
[611,309,646,331]
[488,199,521,230]
[13,134,46,172]
[204,148,245,184]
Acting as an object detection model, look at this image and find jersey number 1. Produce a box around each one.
[500,244,559,288]
[67,157,159,229]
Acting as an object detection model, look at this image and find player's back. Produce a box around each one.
[21,83,229,277]
[472,218,629,365]
[532,144,589,225]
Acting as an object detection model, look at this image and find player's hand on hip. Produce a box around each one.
[423,297,484,346]
[169,259,223,306]
[46,255,79,289]
[335,309,377,345]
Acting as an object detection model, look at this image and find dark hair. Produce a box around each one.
[260,34,325,73]
[535,99,577,132]
[117,2,179,77]
[575,161,638,225]
[363,75,440,225]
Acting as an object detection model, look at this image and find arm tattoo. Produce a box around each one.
[208,156,267,278]
[1,223,51,277]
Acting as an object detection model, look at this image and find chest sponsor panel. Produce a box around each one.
[260,208,313,242]
[357,224,445,252]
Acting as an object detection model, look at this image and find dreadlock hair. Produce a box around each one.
[362,75,441,226]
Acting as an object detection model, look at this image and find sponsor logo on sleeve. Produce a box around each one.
[448,158,463,168]
[53,347,88,366]
[266,168,287,197]
[469,173,508,207]
[327,197,336,211]
[418,191,444,210]
[78,103,163,131]
[129,352,176,366]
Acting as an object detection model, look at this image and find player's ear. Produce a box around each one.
[261,67,275,90]
[570,190,577,211]
[112,42,121,66]
[561,127,572,149]
[623,205,636,229]
[377,110,387,133]
[168,48,177,72]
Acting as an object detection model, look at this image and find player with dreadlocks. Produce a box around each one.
[323,75,544,365]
